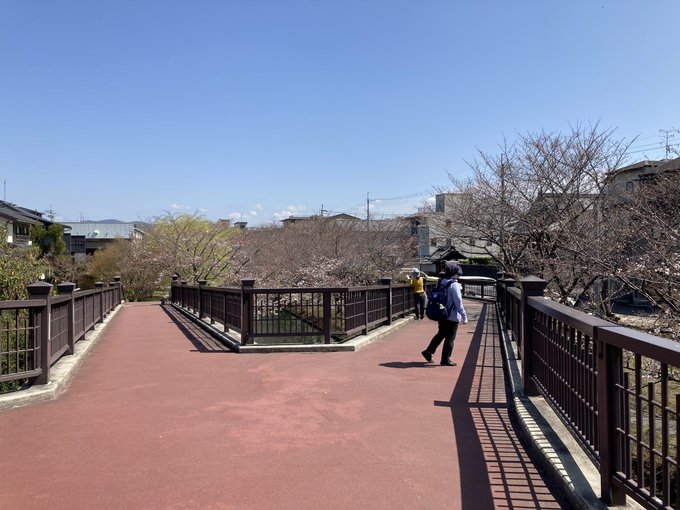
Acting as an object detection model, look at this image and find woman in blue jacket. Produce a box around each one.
[421,261,468,366]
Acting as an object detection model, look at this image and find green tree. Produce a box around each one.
[145,213,239,284]
[30,223,66,258]
[87,239,162,301]
[0,225,46,300]
[51,254,88,287]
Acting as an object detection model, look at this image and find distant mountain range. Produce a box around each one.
[73,219,137,224]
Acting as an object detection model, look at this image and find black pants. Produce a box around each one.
[414,292,426,319]
[425,320,459,363]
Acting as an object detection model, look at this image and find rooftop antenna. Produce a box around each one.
[3,180,5,202]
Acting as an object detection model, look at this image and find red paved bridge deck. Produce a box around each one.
[0,302,565,509]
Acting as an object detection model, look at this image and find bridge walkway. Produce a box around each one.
[0,301,566,509]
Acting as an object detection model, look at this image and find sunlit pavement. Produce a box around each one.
[0,301,566,509]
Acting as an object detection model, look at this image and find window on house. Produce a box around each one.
[430,238,438,247]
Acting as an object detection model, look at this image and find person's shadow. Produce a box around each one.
[379,361,435,369]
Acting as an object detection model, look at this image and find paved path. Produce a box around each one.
[0,302,565,509]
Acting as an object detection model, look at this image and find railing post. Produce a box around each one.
[363,289,369,335]
[380,278,393,325]
[113,276,122,303]
[57,282,76,355]
[95,282,105,324]
[198,280,207,319]
[502,278,516,330]
[27,281,52,385]
[495,272,504,315]
[170,274,178,303]
[223,290,229,332]
[180,281,187,309]
[205,284,215,324]
[596,328,627,506]
[241,279,255,345]
[495,272,502,301]
[209,289,215,324]
[519,277,547,396]
[323,291,332,344]
[105,281,114,313]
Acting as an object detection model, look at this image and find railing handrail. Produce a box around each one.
[598,324,680,365]
[527,295,614,337]
[0,299,45,309]
[245,286,352,293]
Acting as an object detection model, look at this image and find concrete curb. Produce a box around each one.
[169,302,415,353]
[495,306,642,510]
[0,303,124,412]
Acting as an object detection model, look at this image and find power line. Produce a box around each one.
[628,140,666,151]
[370,191,430,202]
[627,143,679,156]
[633,134,665,142]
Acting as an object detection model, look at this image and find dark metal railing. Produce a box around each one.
[497,276,680,510]
[0,278,123,388]
[170,276,497,346]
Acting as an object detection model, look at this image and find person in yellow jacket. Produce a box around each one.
[407,269,438,320]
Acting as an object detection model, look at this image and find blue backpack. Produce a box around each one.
[425,279,453,321]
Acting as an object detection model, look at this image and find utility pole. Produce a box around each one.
[659,128,676,158]
[320,204,328,217]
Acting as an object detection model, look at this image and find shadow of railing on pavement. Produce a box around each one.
[445,303,564,509]
[161,305,232,353]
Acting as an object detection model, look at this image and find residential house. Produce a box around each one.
[604,158,678,195]
[407,193,500,270]
[601,157,680,305]
[0,200,63,246]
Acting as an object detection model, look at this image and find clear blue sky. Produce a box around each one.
[2,1,679,224]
